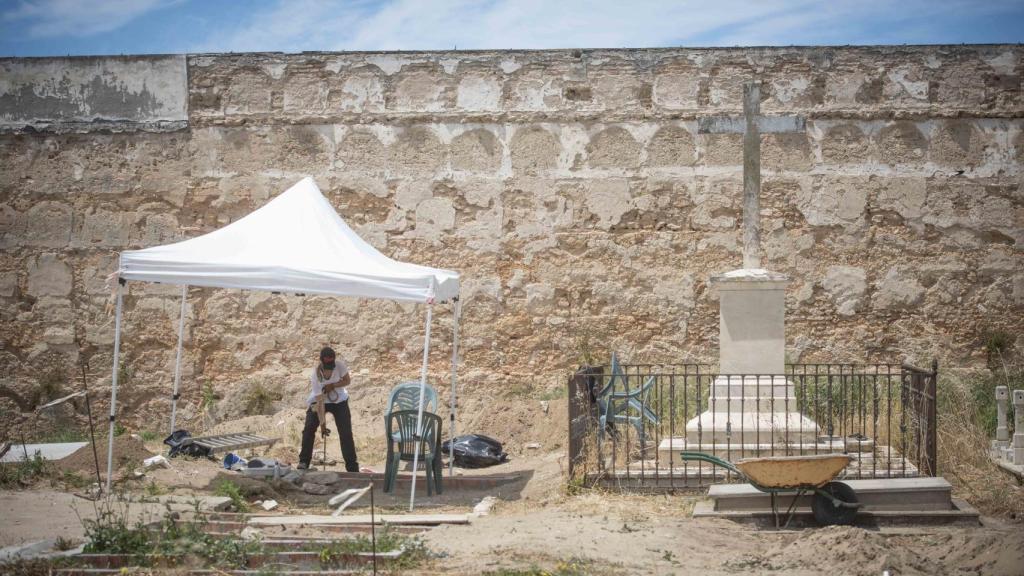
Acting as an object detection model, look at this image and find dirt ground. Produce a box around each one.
[3,395,1022,574]
[422,509,1024,575]
[2,447,1023,575]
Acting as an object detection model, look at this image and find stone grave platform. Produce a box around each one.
[693,477,980,527]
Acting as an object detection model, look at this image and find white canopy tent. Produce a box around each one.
[107,177,461,509]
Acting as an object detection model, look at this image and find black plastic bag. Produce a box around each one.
[163,429,210,458]
[441,434,508,468]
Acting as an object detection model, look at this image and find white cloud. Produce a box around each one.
[202,0,1022,54]
[3,0,176,38]
[8,0,1015,52]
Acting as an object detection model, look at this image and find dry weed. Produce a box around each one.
[937,364,1023,521]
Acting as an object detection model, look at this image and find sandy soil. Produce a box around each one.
[3,401,1021,575]
[422,508,1024,575]
[0,490,171,547]
[417,453,1024,575]
[2,451,1023,576]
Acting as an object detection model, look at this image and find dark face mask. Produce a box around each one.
[322,359,336,371]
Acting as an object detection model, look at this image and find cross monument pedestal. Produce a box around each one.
[682,269,818,450]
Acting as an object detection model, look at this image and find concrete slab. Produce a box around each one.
[0,539,84,561]
[0,442,87,463]
[658,439,874,460]
[709,477,953,512]
[123,495,233,511]
[993,458,1024,483]
[692,497,980,528]
[682,411,820,443]
[248,513,470,526]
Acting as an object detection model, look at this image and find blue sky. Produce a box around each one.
[1,0,1022,57]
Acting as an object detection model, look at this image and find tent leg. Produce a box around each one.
[410,304,433,511]
[448,298,461,478]
[105,282,125,493]
[169,285,187,436]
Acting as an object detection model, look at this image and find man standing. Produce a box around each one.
[298,346,359,472]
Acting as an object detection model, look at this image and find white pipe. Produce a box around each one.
[448,298,461,478]
[409,304,433,511]
[169,285,187,435]
[105,283,124,492]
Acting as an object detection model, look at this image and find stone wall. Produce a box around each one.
[1,46,1022,433]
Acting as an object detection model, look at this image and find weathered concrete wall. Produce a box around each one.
[0,56,187,133]
[0,46,1021,435]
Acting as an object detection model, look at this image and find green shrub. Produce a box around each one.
[483,558,595,576]
[144,480,165,496]
[309,527,429,569]
[82,501,150,555]
[82,499,262,568]
[59,470,91,489]
[215,479,250,512]
[0,451,49,488]
[201,382,219,411]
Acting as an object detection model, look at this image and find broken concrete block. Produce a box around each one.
[303,482,332,495]
[303,471,341,485]
[261,499,278,511]
[472,496,498,517]
[142,455,170,470]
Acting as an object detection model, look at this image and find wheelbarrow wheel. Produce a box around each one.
[812,481,858,526]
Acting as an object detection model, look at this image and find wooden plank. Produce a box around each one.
[248,513,470,526]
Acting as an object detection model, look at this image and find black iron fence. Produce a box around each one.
[567,361,938,491]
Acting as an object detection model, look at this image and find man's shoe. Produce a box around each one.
[297,462,310,470]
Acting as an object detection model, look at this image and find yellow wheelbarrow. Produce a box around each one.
[681,451,861,528]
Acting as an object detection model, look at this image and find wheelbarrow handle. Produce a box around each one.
[678,451,744,477]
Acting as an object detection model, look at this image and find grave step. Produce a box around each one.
[683,411,820,444]
[709,477,952,512]
[712,378,793,399]
[692,497,980,528]
[657,441,873,461]
[659,436,874,455]
[707,396,801,413]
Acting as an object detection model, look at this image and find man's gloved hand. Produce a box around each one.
[320,425,330,437]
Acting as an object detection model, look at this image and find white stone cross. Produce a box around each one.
[698,82,805,269]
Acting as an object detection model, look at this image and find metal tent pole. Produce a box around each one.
[448,297,461,477]
[169,284,187,435]
[105,280,125,492]
[409,303,433,511]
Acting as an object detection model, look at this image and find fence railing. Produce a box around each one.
[567,361,938,491]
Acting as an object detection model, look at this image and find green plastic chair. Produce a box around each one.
[386,382,438,442]
[383,409,443,496]
[597,353,659,443]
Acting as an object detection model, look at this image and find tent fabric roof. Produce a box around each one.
[119,177,459,303]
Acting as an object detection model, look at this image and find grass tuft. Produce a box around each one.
[243,381,282,416]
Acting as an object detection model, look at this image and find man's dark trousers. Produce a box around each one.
[299,401,359,472]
